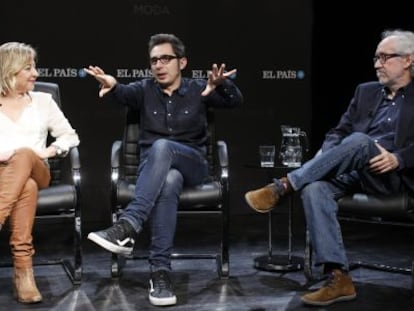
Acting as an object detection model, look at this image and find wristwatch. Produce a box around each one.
[54,146,64,156]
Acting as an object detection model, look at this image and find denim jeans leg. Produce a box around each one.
[119,139,209,268]
[120,139,209,231]
[286,132,380,191]
[291,132,401,269]
[301,177,357,269]
[148,169,183,271]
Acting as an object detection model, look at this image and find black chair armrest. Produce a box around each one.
[69,147,81,186]
[217,140,228,168]
[69,147,80,169]
[216,140,229,184]
[111,141,122,205]
[111,140,122,170]
[111,140,122,183]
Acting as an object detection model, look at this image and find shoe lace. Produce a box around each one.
[324,271,339,289]
[153,271,172,290]
[109,222,134,242]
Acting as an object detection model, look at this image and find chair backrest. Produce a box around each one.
[120,107,216,183]
[34,81,61,104]
[22,81,82,284]
[33,81,64,186]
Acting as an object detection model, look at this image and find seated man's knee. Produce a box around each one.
[149,139,176,160]
[343,132,371,145]
[151,139,172,153]
[162,169,183,195]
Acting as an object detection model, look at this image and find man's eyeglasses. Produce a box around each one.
[150,55,180,66]
[373,53,402,64]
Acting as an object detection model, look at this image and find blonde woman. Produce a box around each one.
[0,42,79,303]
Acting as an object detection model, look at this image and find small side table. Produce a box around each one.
[247,164,303,272]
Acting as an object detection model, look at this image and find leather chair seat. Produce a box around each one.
[338,193,414,221]
[116,180,222,210]
[37,185,77,216]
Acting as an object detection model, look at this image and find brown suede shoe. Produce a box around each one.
[301,269,356,306]
[244,183,279,213]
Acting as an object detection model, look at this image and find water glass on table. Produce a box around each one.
[259,145,275,168]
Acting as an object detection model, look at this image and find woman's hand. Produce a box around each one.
[36,146,58,159]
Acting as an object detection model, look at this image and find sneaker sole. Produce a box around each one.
[301,293,357,306]
[244,193,274,213]
[149,294,177,306]
[87,232,133,256]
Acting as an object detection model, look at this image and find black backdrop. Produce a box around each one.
[1,0,313,228]
[311,1,414,151]
[3,1,414,229]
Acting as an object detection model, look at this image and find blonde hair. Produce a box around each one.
[0,42,37,96]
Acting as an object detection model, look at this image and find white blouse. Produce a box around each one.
[0,91,80,153]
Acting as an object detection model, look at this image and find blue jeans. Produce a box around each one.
[119,139,209,271]
[285,132,403,269]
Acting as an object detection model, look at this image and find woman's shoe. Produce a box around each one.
[13,267,42,303]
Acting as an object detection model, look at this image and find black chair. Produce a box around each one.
[304,192,414,292]
[0,82,82,285]
[110,107,230,279]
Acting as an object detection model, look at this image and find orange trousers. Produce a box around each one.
[0,148,50,268]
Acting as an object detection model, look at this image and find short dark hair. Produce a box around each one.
[148,33,186,58]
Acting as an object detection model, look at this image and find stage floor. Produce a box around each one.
[0,213,413,310]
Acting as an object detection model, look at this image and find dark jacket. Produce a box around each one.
[321,80,414,192]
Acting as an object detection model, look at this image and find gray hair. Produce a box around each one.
[381,29,414,77]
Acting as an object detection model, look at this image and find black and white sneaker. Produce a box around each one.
[87,220,136,256]
[148,270,177,306]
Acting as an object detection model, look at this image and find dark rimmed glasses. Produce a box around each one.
[373,53,403,64]
[150,54,180,66]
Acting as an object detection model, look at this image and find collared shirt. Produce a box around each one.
[367,87,406,168]
[109,77,243,150]
[367,88,402,151]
